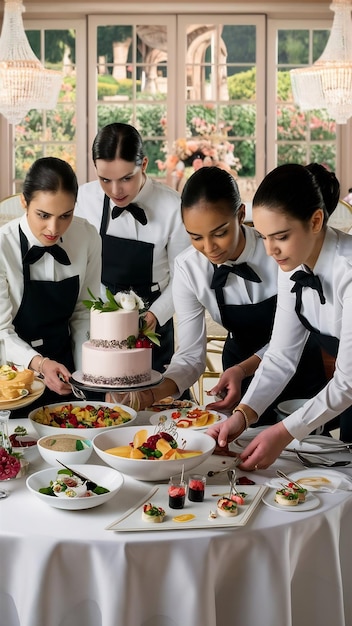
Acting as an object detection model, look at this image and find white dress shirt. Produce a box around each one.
[242,227,352,440]
[165,225,279,395]
[0,214,102,370]
[75,177,190,326]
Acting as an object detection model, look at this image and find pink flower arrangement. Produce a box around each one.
[156,119,241,187]
[0,446,21,480]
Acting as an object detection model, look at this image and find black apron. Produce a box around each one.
[10,227,80,417]
[212,273,327,426]
[99,195,174,373]
[296,315,352,441]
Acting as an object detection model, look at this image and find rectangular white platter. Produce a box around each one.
[107,483,267,532]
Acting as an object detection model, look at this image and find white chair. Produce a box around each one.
[0,194,23,227]
[329,199,352,233]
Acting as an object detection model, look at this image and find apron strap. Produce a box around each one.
[19,226,30,283]
[100,194,110,237]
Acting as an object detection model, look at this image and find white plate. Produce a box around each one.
[262,490,320,512]
[149,408,227,430]
[71,370,163,391]
[26,464,124,510]
[283,439,322,453]
[0,379,45,410]
[288,468,351,491]
[107,483,267,531]
[277,399,308,415]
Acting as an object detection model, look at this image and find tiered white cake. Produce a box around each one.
[82,293,152,387]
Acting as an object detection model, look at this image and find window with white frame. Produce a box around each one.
[4,13,341,200]
[266,18,337,175]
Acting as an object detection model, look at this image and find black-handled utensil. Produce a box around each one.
[56,460,98,491]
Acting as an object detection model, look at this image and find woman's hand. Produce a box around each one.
[238,422,294,471]
[205,365,244,412]
[206,412,247,448]
[144,311,157,332]
[41,359,72,395]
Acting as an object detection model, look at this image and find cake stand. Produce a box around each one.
[70,370,164,395]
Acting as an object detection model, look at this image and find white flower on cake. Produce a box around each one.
[114,290,145,312]
[82,287,160,348]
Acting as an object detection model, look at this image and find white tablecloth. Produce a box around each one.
[1,417,352,626]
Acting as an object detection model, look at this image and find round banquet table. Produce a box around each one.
[1,415,352,626]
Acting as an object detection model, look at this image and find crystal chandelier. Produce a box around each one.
[290,0,352,124]
[0,0,62,125]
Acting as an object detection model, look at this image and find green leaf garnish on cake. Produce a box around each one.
[83,288,160,346]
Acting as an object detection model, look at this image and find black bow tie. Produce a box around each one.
[290,269,326,305]
[211,263,262,290]
[290,269,325,333]
[23,244,71,266]
[111,203,147,225]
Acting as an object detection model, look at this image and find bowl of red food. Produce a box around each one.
[9,427,39,463]
[28,401,137,439]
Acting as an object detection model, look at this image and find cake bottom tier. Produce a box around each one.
[82,342,152,386]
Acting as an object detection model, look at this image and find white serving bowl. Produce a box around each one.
[92,424,216,481]
[37,433,93,467]
[28,401,137,439]
[277,399,308,416]
[26,464,124,510]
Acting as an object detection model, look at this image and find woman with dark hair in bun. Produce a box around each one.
[126,165,326,417]
[75,123,189,375]
[0,157,102,415]
[208,163,352,468]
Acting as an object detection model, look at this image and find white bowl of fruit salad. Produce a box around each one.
[28,401,137,439]
[92,424,216,481]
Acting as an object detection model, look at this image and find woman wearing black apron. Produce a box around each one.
[0,157,102,417]
[208,163,352,471]
[120,166,326,418]
[75,123,190,375]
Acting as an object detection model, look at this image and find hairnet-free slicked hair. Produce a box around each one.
[253,162,340,225]
[23,157,78,205]
[92,123,145,166]
[181,166,242,214]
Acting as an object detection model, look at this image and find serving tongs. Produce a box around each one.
[56,460,98,491]
[276,469,304,490]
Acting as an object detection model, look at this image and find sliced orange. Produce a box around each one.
[133,429,148,450]
[105,445,132,457]
[130,448,145,459]
[156,438,172,455]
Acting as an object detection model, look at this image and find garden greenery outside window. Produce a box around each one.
[8,13,337,201]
